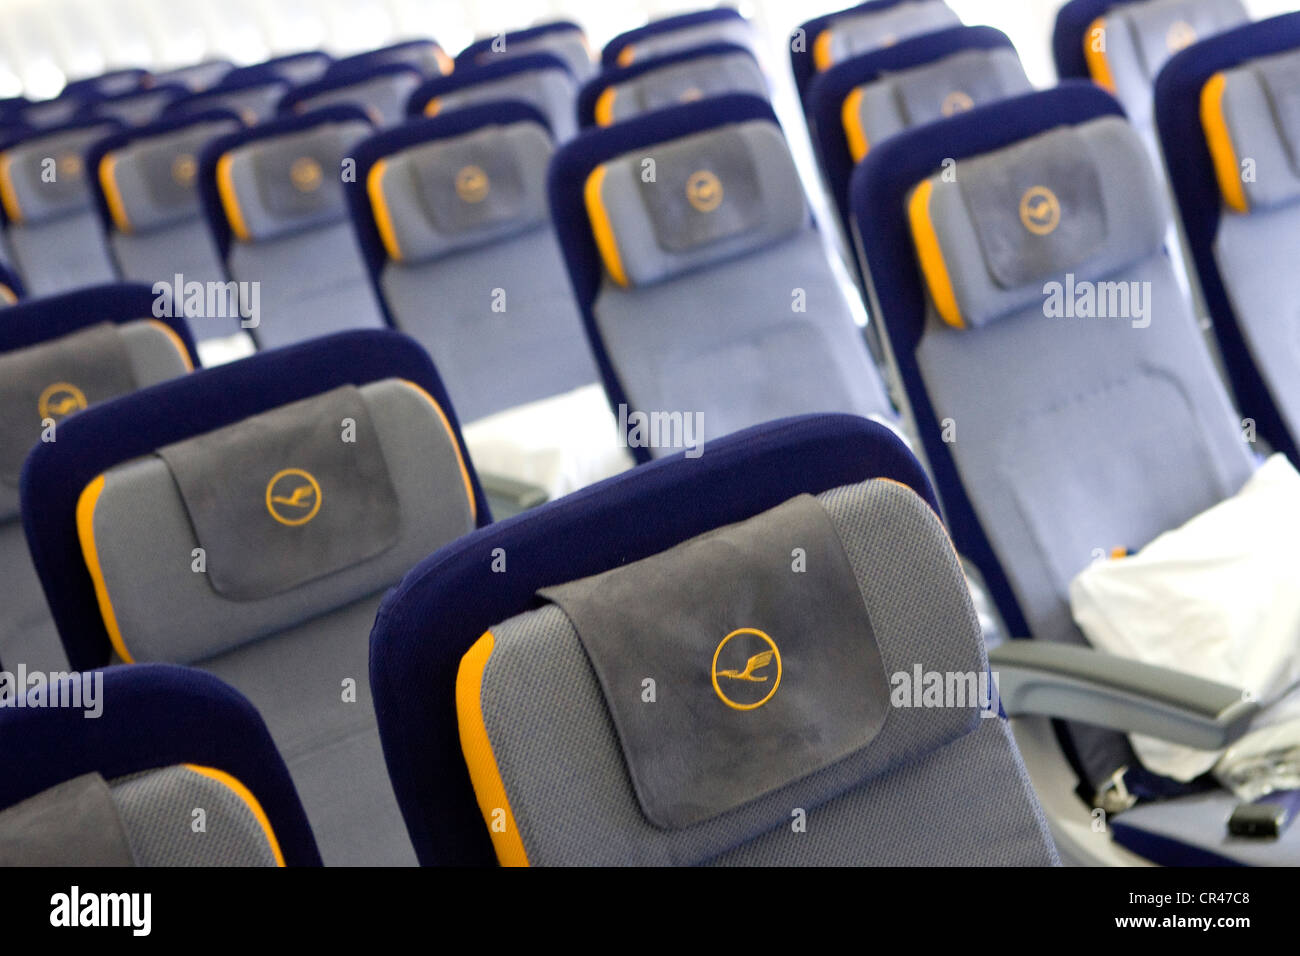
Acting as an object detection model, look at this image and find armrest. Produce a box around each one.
[989,641,1258,751]
[478,470,550,518]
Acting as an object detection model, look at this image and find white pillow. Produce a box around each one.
[1070,454,1300,781]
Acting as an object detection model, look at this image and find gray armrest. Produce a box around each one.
[989,641,1258,751]
[478,471,550,518]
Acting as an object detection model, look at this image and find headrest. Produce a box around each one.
[458,473,980,863]
[1202,47,1300,212]
[64,69,149,100]
[209,109,373,242]
[85,84,187,126]
[589,45,768,127]
[370,413,935,865]
[326,40,452,81]
[813,0,961,73]
[584,118,807,288]
[280,64,424,127]
[0,121,122,226]
[151,60,234,93]
[605,9,755,68]
[458,22,595,81]
[412,54,577,141]
[19,96,85,130]
[230,51,333,87]
[23,329,487,671]
[166,78,290,125]
[907,115,1167,329]
[1087,0,1248,97]
[0,664,322,867]
[367,118,552,265]
[95,113,243,234]
[79,377,476,665]
[841,46,1031,161]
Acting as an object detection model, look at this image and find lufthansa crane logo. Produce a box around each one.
[686,169,723,213]
[1019,185,1061,236]
[38,383,87,420]
[266,468,322,526]
[711,628,782,711]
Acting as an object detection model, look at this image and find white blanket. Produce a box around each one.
[1070,454,1300,781]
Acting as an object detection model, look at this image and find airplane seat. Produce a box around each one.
[350,102,628,500]
[792,0,961,101]
[164,74,291,126]
[407,54,580,143]
[88,110,248,353]
[370,413,1058,866]
[0,118,123,295]
[549,94,895,462]
[279,63,425,128]
[63,69,150,101]
[1156,13,1300,466]
[80,84,189,126]
[601,9,757,71]
[1054,0,1248,163]
[578,42,769,129]
[22,330,490,866]
[0,283,197,673]
[457,21,596,82]
[224,51,333,88]
[0,664,321,866]
[197,106,385,349]
[150,60,235,94]
[850,83,1296,865]
[806,26,1031,226]
[325,39,453,82]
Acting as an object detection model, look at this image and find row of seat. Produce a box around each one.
[2,2,1299,867]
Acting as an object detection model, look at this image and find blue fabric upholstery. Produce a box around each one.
[63,69,150,101]
[1053,0,1123,79]
[326,40,450,81]
[602,9,750,69]
[77,83,189,126]
[0,282,197,362]
[806,25,1018,226]
[457,20,586,69]
[163,74,291,124]
[21,329,487,672]
[370,412,936,866]
[1155,13,1300,463]
[222,51,333,88]
[277,62,425,124]
[0,260,24,302]
[577,41,763,128]
[0,663,322,866]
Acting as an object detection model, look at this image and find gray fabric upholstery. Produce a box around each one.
[1216,49,1300,210]
[619,19,755,64]
[593,228,893,453]
[469,478,1058,865]
[199,591,413,865]
[539,494,888,830]
[6,212,118,297]
[912,122,1256,648]
[292,72,422,127]
[601,51,768,124]
[93,89,179,126]
[919,117,1167,327]
[110,765,280,866]
[593,120,809,286]
[84,379,475,664]
[376,124,597,423]
[1092,0,1248,131]
[426,67,578,142]
[102,117,241,234]
[374,121,551,262]
[226,220,385,349]
[480,29,596,81]
[153,61,233,92]
[815,0,960,72]
[0,773,135,866]
[110,224,243,341]
[173,83,286,124]
[355,41,447,77]
[157,386,401,602]
[844,47,1030,156]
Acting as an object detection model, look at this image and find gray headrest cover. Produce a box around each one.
[819,0,960,69]
[1,124,117,225]
[0,322,137,487]
[1216,49,1300,210]
[610,52,767,121]
[107,118,242,232]
[539,493,888,829]
[0,774,135,866]
[156,384,400,601]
